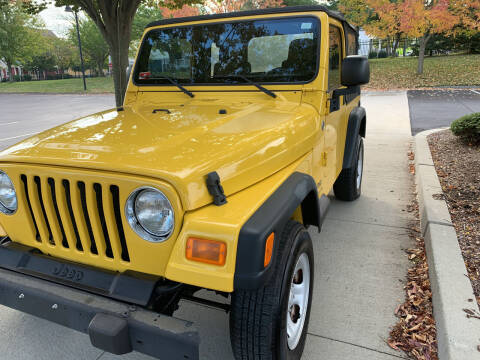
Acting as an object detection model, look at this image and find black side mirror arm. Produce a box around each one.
[329,85,360,112]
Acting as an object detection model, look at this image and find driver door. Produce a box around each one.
[323,23,347,191]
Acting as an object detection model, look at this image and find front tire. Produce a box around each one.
[333,135,364,201]
[230,220,314,360]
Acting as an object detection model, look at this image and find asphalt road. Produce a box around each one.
[0,94,115,150]
[407,89,480,135]
[0,93,412,360]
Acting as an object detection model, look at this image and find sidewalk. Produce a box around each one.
[303,91,413,359]
[0,92,414,360]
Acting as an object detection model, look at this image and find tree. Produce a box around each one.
[26,52,56,79]
[397,0,459,74]
[68,17,109,76]
[131,4,164,42]
[24,0,206,107]
[339,0,480,74]
[52,38,75,77]
[205,0,284,13]
[283,0,318,6]
[0,1,44,80]
[161,4,200,17]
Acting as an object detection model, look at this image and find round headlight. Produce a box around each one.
[0,171,17,215]
[125,187,174,242]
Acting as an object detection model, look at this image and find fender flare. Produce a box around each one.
[233,172,329,290]
[342,106,366,170]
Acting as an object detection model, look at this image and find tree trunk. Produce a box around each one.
[392,33,401,57]
[417,34,431,75]
[6,62,13,81]
[79,0,141,107]
[403,38,407,57]
[386,36,391,57]
[108,34,130,106]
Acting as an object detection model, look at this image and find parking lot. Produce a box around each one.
[0,92,413,360]
[408,89,480,135]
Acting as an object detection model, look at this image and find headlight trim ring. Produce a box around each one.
[125,186,175,243]
[0,171,17,215]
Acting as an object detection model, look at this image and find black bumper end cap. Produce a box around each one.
[88,313,132,355]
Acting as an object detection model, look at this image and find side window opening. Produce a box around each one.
[345,26,358,56]
[328,25,343,92]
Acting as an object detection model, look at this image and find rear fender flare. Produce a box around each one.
[342,106,366,170]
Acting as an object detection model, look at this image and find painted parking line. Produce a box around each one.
[0,122,19,126]
[471,89,480,95]
[0,133,37,142]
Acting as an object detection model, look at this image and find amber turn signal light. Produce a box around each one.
[186,238,227,266]
[264,232,274,267]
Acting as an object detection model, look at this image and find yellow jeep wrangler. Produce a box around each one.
[0,5,369,360]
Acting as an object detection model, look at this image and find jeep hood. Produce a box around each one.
[0,97,318,210]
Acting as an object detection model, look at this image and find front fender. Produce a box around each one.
[165,155,326,293]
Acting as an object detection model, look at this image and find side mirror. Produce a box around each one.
[341,56,370,86]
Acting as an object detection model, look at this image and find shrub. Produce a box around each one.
[451,112,480,141]
[23,74,32,81]
[377,50,388,58]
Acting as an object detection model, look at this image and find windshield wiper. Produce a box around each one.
[214,74,277,98]
[149,76,194,98]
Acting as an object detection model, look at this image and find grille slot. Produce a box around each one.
[94,183,113,258]
[20,175,40,242]
[48,178,68,248]
[78,181,98,255]
[20,174,131,263]
[34,176,54,245]
[111,185,130,262]
[63,180,83,251]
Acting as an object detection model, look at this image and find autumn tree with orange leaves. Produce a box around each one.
[205,0,284,13]
[339,0,480,74]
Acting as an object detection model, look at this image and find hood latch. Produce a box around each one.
[206,172,227,206]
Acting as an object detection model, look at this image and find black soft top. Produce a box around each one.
[146,5,357,34]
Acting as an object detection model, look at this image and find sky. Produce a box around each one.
[39,4,74,37]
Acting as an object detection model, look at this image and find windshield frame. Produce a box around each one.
[132,15,322,88]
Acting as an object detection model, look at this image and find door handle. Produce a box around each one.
[152,108,171,114]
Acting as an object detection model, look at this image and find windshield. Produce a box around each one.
[134,17,319,85]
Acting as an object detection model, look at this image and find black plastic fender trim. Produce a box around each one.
[233,172,327,290]
[342,106,366,170]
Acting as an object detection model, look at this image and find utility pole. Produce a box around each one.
[65,6,87,91]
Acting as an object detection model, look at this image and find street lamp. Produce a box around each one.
[65,5,87,91]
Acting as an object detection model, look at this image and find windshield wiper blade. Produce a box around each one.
[215,74,276,98]
[149,76,194,98]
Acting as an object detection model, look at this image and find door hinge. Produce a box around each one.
[302,87,317,93]
[321,152,327,166]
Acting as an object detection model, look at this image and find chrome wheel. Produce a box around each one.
[356,144,363,190]
[286,252,311,350]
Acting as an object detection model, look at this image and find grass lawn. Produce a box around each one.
[365,54,480,89]
[0,76,113,94]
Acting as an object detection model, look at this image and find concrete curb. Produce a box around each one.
[415,129,480,360]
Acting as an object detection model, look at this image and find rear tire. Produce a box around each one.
[333,135,364,201]
[230,220,314,360]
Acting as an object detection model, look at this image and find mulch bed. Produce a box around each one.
[388,148,438,360]
[427,130,480,306]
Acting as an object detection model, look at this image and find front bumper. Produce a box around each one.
[0,265,199,359]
